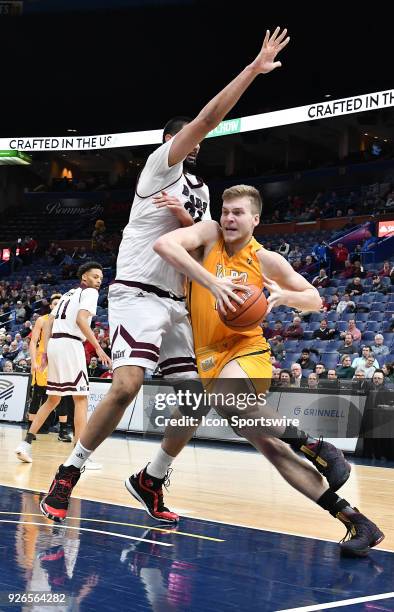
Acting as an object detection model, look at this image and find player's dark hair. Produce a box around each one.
[162,116,192,142]
[50,293,62,305]
[77,261,103,280]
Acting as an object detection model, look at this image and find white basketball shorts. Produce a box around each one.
[108,282,197,378]
[46,334,89,396]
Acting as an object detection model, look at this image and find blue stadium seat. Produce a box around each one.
[371,302,385,311]
[369,312,385,322]
[366,322,380,332]
[355,313,369,322]
[320,353,340,368]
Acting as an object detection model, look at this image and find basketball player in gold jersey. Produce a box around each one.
[27,294,71,442]
[129,184,384,556]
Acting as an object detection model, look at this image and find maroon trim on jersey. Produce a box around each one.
[135,170,183,199]
[160,364,198,376]
[112,324,160,359]
[160,356,196,368]
[47,370,89,389]
[129,350,159,363]
[112,280,185,301]
[51,333,83,342]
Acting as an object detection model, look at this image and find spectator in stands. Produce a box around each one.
[14,340,30,364]
[337,293,356,316]
[14,358,30,373]
[271,368,281,386]
[42,271,57,285]
[370,369,386,389]
[297,348,317,371]
[2,360,13,373]
[269,354,281,369]
[382,363,394,383]
[300,255,317,277]
[277,238,290,258]
[314,363,327,379]
[273,320,285,338]
[269,335,285,361]
[320,295,332,313]
[346,277,364,297]
[0,346,10,369]
[340,260,355,279]
[353,260,366,278]
[100,369,113,379]
[38,298,50,316]
[362,230,378,253]
[20,320,32,338]
[371,274,387,294]
[284,316,304,340]
[99,338,111,359]
[338,333,358,355]
[336,354,355,379]
[363,355,377,378]
[313,319,337,340]
[312,268,330,289]
[92,219,109,252]
[353,370,366,381]
[378,261,391,278]
[371,334,390,358]
[329,293,340,312]
[342,216,357,232]
[87,356,103,378]
[327,369,339,382]
[352,346,379,371]
[287,244,302,262]
[292,259,303,273]
[279,369,292,387]
[7,340,19,362]
[340,319,361,343]
[261,320,275,340]
[330,242,349,270]
[290,363,304,387]
[15,300,26,323]
[307,372,319,389]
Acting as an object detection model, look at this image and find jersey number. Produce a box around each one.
[55,299,70,320]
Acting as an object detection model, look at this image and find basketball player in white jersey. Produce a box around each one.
[40,27,291,523]
[15,261,111,466]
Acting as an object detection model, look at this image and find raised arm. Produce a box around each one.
[168,27,290,167]
[153,221,248,313]
[258,249,322,313]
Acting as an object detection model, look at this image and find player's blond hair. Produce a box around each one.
[222,184,262,215]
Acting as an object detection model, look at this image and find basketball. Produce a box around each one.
[219,284,268,331]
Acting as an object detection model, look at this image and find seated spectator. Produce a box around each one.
[269,335,286,361]
[307,372,319,389]
[340,260,355,279]
[279,369,292,387]
[297,348,317,371]
[346,277,364,297]
[277,238,290,258]
[330,242,349,270]
[14,340,30,364]
[352,346,379,371]
[284,316,304,340]
[2,360,13,373]
[269,354,281,369]
[300,255,317,277]
[378,260,391,278]
[288,244,302,262]
[272,367,281,382]
[7,340,19,362]
[338,333,358,355]
[382,362,394,383]
[15,301,26,323]
[272,320,285,338]
[336,354,355,379]
[14,358,30,373]
[340,319,362,343]
[312,268,330,289]
[313,319,338,340]
[42,271,57,285]
[87,356,103,378]
[371,274,387,294]
[290,362,305,387]
[320,295,332,313]
[337,293,356,316]
[370,369,386,389]
[20,320,33,338]
[352,260,366,278]
[314,363,327,379]
[292,259,303,273]
[261,320,275,340]
[371,334,390,358]
[325,369,339,387]
[363,355,377,378]
[353,369,366,382]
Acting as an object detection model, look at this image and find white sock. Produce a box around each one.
[146,447,174,479]
[63,441,92,469]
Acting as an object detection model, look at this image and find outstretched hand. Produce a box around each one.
[250,27,290,75]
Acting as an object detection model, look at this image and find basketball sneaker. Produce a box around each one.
[125,466,179,523]
[40,464,81,522]
[337,508,385,557]
[15,441,32,463]
[58,429,72,443]
[300,437,351,491]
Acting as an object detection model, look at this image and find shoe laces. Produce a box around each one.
[52,469,81,502]
[156,468,173,512]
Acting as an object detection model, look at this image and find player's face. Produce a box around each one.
[50,298,60,312]
[185,143,200,170]
[220,197,259,245]
[83,269,103,290]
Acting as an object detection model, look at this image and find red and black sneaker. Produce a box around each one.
[125,466,179,523]
[40,464,81,523]
[338,508,385,557]
[301,437,351,491]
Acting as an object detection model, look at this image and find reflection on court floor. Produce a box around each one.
[0,485,393,611]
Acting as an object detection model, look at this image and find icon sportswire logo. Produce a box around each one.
[0,379,14,402]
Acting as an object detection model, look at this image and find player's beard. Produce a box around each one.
[183,155,197,174]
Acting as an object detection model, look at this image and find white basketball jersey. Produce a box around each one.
[51,286,98,340]
[116,139,211,297]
